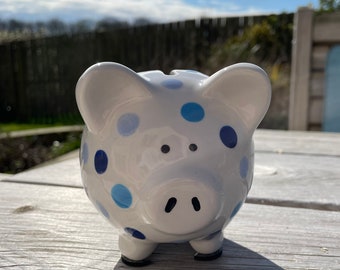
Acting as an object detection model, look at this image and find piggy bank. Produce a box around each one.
[76,62,271,266]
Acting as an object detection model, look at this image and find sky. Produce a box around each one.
[0,0,319,23]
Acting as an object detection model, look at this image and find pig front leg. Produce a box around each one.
[119,234,158,266]
[189,230,223,260]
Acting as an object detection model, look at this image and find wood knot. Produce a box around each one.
[13,205,36,214]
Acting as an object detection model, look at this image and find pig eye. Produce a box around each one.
[161,144,170,154]
[189,143,198,152]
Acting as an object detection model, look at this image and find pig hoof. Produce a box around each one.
[121,255,151,267]
[194,247,223,261]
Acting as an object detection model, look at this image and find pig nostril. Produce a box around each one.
[165,197,177,213]
[191,197,201,211]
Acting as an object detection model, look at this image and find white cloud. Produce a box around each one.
[0,0,268,22]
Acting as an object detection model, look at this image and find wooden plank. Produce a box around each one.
[0,125,84,140]
[5,150,340,211]
[309,97,324,125]
[3,157,82,188]
[0,181,339,269]
[0,173,12,180]
[310,70,325,97]
[250,151,340,210]
[312,45,329,70]
[314,12,340,43]
[289,8,314,130]
[254,129,340,156]
[4,130,340,210]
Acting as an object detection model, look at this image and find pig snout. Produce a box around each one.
[142,174,223,235]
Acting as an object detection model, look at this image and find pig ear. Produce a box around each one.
[202,63,271,132]
[76,62,151,133]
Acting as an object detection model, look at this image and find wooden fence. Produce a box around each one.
[289,8,340,131]
[0,13,293,123]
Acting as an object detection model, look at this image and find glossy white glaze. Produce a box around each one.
[76,62,271,263]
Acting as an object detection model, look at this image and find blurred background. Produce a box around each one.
[0,0,339,173]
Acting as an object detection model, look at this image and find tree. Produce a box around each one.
[319,0,340,12]
[47,19,67,35]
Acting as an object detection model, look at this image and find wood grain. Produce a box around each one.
[0,181,339,269]
[254,129,340,156]
[250,151,340,210]
[289,7,313,130]
[4,130,340,211]
[314,12,340,43]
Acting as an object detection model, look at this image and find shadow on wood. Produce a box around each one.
[113,239,283,269]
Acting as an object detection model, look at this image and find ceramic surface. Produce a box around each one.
[76,62,271,265]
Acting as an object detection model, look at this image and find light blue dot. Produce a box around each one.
[125,227,146,240]
[161,79,183,89]
[240,156,249,179]
[81,143,89,164]
[111,184,132,209]
[231,201,243,219]
[220,126,238,148]
[117,113,139,136]
[185,69,200,73]
[96,201,110,219]
[181,102,205,122]
[94,150,108,174]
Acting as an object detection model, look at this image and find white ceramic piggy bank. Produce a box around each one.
[76,62,271,266]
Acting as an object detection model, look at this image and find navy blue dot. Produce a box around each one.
[96,201,110,219]
[231,201,243,219]
[117,113,139,136]
[125,227,146,240]
[111,184,132,209]
[161,79,183,89]
[240,156,249,179]
[220,126,238,148]
[81,143,89,164]
[181,102,205,122]
[94,150,108,174]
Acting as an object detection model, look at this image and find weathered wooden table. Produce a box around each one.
[1,129,339,269]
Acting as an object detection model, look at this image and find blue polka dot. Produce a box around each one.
[117,113,139,136]
[94,150,108,174]
[96,201,110,219]
[81,143,89,164]
[220,126,238,148]
[181,102,205,122]
[240,156,249,179]
[111,184,132,209]
[185,69,200,73]
[161,79,183,89]
[125,227,146,240]
[231,201,243,219]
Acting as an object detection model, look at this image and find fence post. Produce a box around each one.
[289,7,314,130]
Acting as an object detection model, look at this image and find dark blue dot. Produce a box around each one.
[117,113,139,136]
[96,201,110,219]
[161,79,183,89]
[220,126,238,148]
[181,102,205,122]
[81,143,89,164]
[240,156,249,179]
[94,150,108,174]
[125,227,146,240]
[231,201,243,219]
[111,184,132,209]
